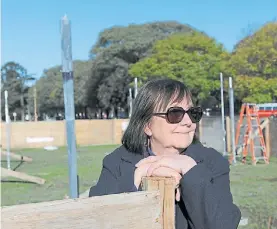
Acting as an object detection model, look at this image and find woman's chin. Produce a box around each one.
[174,135,193,148]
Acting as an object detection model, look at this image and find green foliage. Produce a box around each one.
[87,21,198,110]
[234,76,276,103]
[228,22,277,103]
[1,61,35,120]
[29,60,93,115]
[3,21,277,116]
[129,32,228,104]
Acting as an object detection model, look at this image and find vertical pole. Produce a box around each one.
[265,120,270,160]
[4,90,11,170]
[134,77,138,98]
[34,86,38,122]
[220,73,227,156]
[61,15,78,198]
[229,77,236,164]
[128,88,132,118]
[226,116,231,153]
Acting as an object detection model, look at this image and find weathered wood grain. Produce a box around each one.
[1,191,162,229]
[1,167,45,184]
[1,150,33,162]
[142,177,176,229]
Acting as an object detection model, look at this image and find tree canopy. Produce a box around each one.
[2,20,277,120]
[28,60,93,116]
[129,32,228,105]
[228,22,277,103]
[1,61,35,120]
[87,21,198,110]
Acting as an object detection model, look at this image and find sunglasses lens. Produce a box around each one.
[187,107,203,123]
[167,108,185,123]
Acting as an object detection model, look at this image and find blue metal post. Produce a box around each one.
[220,73,227,156]
[60,15,78,198]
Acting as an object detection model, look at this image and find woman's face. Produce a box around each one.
[144,97,196,155]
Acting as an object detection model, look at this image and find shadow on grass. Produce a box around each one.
[264,177,277,182]
[1,160,25,171]
[1,180,37,184]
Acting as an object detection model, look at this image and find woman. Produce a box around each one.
[89,78,241,229]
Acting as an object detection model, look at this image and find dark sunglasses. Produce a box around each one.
[153,106,203,124]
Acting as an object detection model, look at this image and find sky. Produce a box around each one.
[1,0,276,80]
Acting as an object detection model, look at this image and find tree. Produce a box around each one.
[88,21,199,112]
[129,32,228,105]
[30,60,93,117]
[1,61,35,121]
[228,22,277,103]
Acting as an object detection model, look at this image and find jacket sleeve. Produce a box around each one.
[180,159,241,229]
[89,156,138,197]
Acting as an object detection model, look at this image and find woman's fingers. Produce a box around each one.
[146,162,163,176]
[175,187,181,202]
[148,166,182,202]
[150,167,181,185]
[146,158,175,176]
[135,156,161,167]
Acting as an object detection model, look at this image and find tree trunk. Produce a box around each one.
[27,104,31,121]
[20,94,25,122]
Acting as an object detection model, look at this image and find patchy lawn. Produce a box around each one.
[1,145,277,228]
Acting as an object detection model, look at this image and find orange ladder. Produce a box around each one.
[230,103,269,165]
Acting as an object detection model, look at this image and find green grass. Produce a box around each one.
[1,145,117,206]
[230,157,277,229]
[1,146,277,228]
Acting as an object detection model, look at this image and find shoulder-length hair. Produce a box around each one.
[122,78,196,155]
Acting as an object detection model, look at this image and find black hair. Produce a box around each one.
[122,78,193,154]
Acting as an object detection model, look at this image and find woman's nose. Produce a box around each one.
[180,113,192,126]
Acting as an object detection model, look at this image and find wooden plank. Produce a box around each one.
[1,167,45,185]
[142,177,176,229]
[1,191,162,229]
[1,151,33,162]
[163,178,175,229]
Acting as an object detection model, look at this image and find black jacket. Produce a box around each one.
[89,142,241,229]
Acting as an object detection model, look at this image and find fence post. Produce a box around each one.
[265,119,271,159]
[226,116,231,153]
[142,177,175,229]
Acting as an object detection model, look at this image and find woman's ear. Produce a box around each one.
[144,122,152,137]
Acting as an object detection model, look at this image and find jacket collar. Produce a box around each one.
[120,145,145,165]
[120,142,205,165]
[183,142,205,164]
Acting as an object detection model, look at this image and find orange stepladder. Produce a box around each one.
[230,103,269,165]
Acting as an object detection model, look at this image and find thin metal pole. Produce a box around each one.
[134,77,138,98]
[34,86,38,122]
[128,88,132,118]
[229,77,236,164]
[4,90,11,170]
[61,14,78,198]
[220,73,227,156]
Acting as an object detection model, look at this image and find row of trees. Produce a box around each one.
[1,21,277,120]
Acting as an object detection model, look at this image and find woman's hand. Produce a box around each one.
[150,166,182,201]
[134,162,182,201]
[134,162,152,189]
[135,155,197,176]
